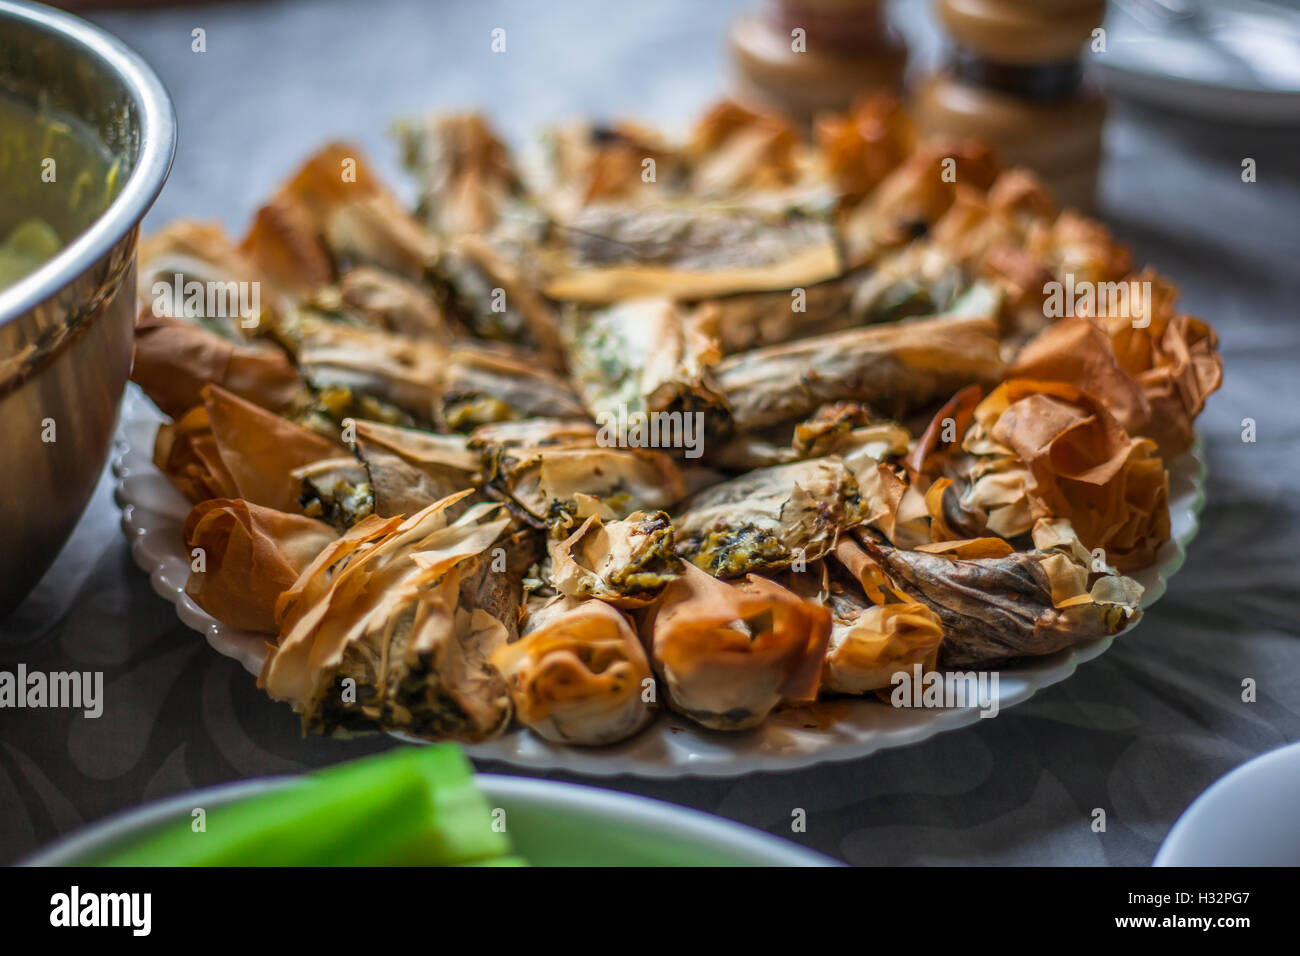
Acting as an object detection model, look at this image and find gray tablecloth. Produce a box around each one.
[2,0,1298,866]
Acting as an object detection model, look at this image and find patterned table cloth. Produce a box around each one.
[2,0,1297,865]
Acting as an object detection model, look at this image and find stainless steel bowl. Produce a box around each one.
[0,1,175,618]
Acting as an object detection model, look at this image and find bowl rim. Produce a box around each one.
[1153,741,1300,866]
[0,0,176,329]
[19,773,841,866]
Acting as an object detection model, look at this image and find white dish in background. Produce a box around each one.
[1093,0,1300,124]
[1155,742,1300,866]
[24,774,837,867]
[113,386,1207,778]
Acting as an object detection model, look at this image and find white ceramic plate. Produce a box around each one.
[114,386,1207,778]
[24,773,836,866]
[1092,0,1300,124]
[1155,742,1300,866]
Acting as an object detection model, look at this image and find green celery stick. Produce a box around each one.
[91,745,513,866]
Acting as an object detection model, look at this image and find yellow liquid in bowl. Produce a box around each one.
[0,91,121,290]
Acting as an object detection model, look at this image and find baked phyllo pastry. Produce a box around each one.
[644,563,831,730]
[131,92,1221,749]
[493,597,654,746]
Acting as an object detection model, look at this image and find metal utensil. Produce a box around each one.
[0,0,175,619]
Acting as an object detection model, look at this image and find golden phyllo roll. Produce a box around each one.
[493,597,654,746]
[645,563,831,730]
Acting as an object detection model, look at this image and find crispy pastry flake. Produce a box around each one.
[482,428,685,531]
[715,310,1004,431]
[692,273,863,354]
[674,457,861,577]
[153,405,239,503]
[312,266,458,341]
[155,385,341,511]
[242,142,439,286]
[523,120,686,219]
[687,100,801,197]
[548,510,678,606]
[132,312,309,420]
[964,379,1171,570]
[492,597,654,745]
[398,112,522,236]
[261,494,516,741]
[564,297,731,439]
[822,597,944,696]
[815,94,917,204]
[183,498,337,633]
[644,563,831,730]
[295,456,374,529]
[352,420,480,519]
[1078,270,1224,458]
[1011,315,1152,439]
[281,316,585,430]
[137,220,288,331]
[838,141,1000,268]
[543,203,841,302]
[856,520,1142,667]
